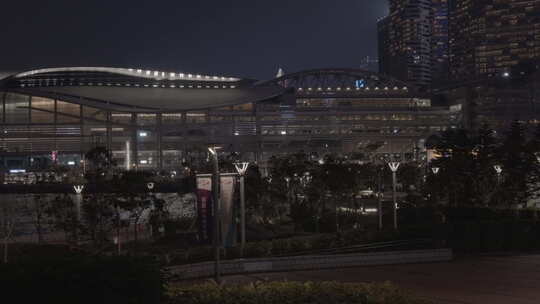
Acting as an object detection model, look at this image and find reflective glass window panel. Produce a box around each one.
[137,114,156,126]
[5,93,29,124]
[111,113,132,125]
[57,101,81,123]
[186,112,207,123]
[162,113,183,125]
[232,103,253,111]
[31,97,54,123]
[0,92,5,123]
[82,105,106,122]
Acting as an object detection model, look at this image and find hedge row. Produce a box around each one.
[444,220,540,253]
[0,255,166,304]
[164,228,430,265]
[168,281,431,304]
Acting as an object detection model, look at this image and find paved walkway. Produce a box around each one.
[222,254,540,304]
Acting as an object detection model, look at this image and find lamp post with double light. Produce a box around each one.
[234,162,249,257]
[73,185,84,246]
[536,154,540,219]
[494,165,503,185]
[430,166,440,202]
[493,164,503,207]
[207,146,221,283]
[388,161,400,230]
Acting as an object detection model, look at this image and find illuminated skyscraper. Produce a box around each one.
[431,0,450,86]
[449,0,540,81]
[378,0,435,88]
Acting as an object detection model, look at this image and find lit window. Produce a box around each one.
[139,132,148,137]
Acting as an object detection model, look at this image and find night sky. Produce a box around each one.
[0,0,388,80]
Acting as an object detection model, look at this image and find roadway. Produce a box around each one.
[222,254,540,304]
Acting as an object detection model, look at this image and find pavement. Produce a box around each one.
[219,254,540,304]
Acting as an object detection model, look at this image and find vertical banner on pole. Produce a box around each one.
[220,175,236,248]
[196,176,213,244]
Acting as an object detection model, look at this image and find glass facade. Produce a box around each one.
[0,89,459,170]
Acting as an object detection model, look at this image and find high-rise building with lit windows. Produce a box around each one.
[449,0,540,81]
[378,0,434,88]
[432,0,450,86]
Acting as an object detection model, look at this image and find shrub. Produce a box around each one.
[271,238,291,255]
[168,281,431,304]
[244,240,272,257]
[289,238,312,252]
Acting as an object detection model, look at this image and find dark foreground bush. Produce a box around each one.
[0,255,166,304]
[168,281,431,304]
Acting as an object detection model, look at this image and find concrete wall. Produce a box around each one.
[169,248,453,280]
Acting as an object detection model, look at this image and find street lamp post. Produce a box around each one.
[493,165,503,208]
[494,165,503,185]
[431,166,440,203]
[388,162,400,230]
[536,155,540,219]
[208,147,221,283]
[234,162,249,257]
[73,185,84,246]
[146,182,156,240]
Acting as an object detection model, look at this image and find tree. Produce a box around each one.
[84,146,116,182]
[0,196,22,263]
[112,171,153,243]
[432,128,477,207]
[496,121,537,208]
[46,194,80,245]
[526,123,540,206]
[471,124,499,206]
[82,194,115,248]
[23,194,51,244]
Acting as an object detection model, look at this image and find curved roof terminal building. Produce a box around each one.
[0,67,461,170]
